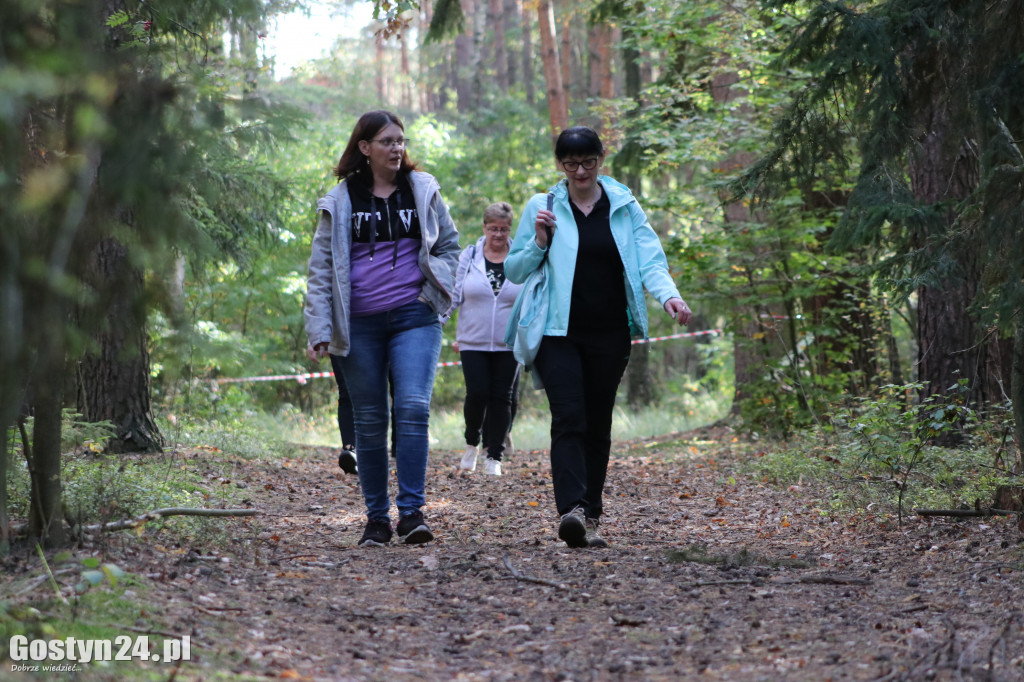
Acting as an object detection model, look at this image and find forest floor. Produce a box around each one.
[3,423,1024,681]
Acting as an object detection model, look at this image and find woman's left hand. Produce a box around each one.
[664,298,691,326]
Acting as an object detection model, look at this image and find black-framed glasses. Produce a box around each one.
[561,157,599,172]
[371,137,409,148]
[484,225,511,234]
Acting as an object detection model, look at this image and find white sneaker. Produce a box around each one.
[482,458,502,476]
[460,444,478,471]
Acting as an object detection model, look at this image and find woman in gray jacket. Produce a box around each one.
[449,202,522,476]
[306,110,460,547]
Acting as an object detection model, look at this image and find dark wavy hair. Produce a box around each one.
[332,110,418,180]
[554,126,605,160]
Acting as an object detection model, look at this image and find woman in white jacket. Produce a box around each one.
[449,202,522,476]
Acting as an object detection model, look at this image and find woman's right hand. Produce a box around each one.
[307,342,329,362]
[534,209,555,248]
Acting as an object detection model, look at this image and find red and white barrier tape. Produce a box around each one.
[635,328,721,345]
[211,328,723,388]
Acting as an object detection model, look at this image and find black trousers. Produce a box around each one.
[331,353,396,454]
[329,354,356,448]
[460,350,521,461]
[533,327,631,518]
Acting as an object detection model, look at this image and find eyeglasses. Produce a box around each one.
[485,226,511,234]
[561,157,599,172]
[370,137,409,148]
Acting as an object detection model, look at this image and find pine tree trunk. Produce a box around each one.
[78,237,162,454]
[1013,319,1024,473]
[588,23,613,111]
[504,0,517,88]
[707,66,761,415]
[558,8,572,105]
[420,0,435,112]
[27,292,67,546]
[375,36,387,103]
[400,31,412,110]
[521,0,535,105]
[471,0,485,111]
[907,37,985,416]
[0,419,7,553]
[536,0,568,141]
[455,26,473,110]
[491,0,508,91]
[620,31,651,407]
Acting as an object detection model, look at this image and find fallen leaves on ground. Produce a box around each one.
[2,423,1022,681]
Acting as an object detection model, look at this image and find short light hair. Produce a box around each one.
[483,201,514,224]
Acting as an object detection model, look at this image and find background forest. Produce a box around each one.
[3,0,1024,550]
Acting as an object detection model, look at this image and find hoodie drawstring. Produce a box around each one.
[368,196,378,261]
[391,189,401,271]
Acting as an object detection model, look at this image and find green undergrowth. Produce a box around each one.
[739,384,1019,524]
[252,389,731,453]
[1,560,246,681]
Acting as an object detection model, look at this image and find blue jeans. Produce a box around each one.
[337,299,442,521]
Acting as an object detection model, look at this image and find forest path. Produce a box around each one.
[10,425,1024,681]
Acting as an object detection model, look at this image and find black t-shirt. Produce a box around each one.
[485,258,506,295]
[567,190,628,332]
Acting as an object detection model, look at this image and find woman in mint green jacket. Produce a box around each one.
[505,126,691,549]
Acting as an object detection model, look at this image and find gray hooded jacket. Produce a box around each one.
[304,170,461,356]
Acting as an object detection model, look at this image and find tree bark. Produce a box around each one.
[906,36,985,416]
[375,35,387,104]
[490,0,508,92]
[454,0,477,112]
[536,0,568,141]
[521,0,535,105]
[1012,317,1024,473]
[27,292,67,546]
[419,0,436,112]
[588,22,613,115]
[400,29,412,110]
[504,0,518,88]
[620,22,652,408]
[78,237,162,454]
[558,7,572,105]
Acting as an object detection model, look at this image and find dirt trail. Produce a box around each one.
[6,427,1024,681]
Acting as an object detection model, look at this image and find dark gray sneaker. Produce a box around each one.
[396,510,434,545]
[558,506,587,548]
[338,447,357,475]
[358,518,392,546]
[585,518,609,548]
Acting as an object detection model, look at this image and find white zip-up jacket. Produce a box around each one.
[304,170,460,356]
[448,237,522,352]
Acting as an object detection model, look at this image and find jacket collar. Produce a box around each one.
[549,175,636,212]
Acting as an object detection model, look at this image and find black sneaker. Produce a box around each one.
[585,518,609,548]
[338,447,357,474]
[396,510,434,545]
[558,506,587,548]
[358,518,392,546]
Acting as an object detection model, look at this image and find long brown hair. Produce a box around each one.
[332,110,419,180]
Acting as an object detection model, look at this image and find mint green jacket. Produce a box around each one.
[505,176,681,339]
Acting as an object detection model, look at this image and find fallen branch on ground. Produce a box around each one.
[915,508,1019,518]
[76,508,260,534]
[684,574,871,589]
